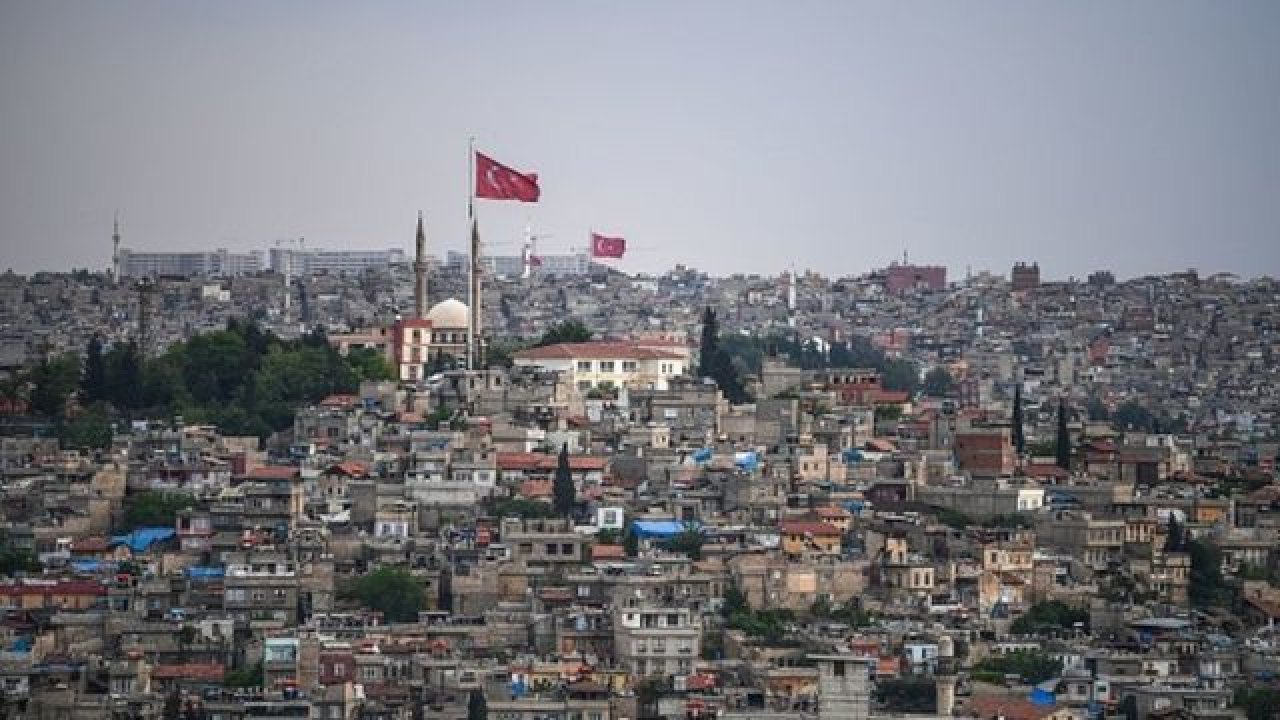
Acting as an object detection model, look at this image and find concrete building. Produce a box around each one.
[118,248,264,278]
[513,341,687,393]
[268,246,407,276]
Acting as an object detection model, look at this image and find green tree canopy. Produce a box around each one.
[664,523,705,561]
[536,320,592,347]
[122,490,196,529]
[974,650,1062,684]
[346,347,395,382]
[922,367,955,397]
[29,353,81,418]
[82,335,108,406]
[1010,600,1089,635]
[343,566,425,623]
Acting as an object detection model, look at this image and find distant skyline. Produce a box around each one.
[2,1,1279,281]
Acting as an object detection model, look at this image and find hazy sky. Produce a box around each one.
[2,1,1278,280]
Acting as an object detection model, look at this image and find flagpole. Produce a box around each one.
[467,136,476,372]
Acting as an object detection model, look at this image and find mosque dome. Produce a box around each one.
[426,298,468,328]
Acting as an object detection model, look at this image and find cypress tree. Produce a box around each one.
[82,335,107,406]
[553,443,575,519]
[698,306,719,378]
[1011,383,1025,455]
[1055,399,1071,471]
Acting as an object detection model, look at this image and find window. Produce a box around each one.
[834,661,846,677]
[577,360,593,372]
[622,360,637,372]
[546,543,558,555]
[562,543,574,555]
[599,361,615,373]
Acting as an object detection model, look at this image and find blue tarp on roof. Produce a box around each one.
[631,520,699,539]
[110,527,176,553]
[1029,688,1056,706]
[734,451,759,471]
[692,448,713,464]
[70,560,106,574]
[186,566,225,579]
[842,449,864,464]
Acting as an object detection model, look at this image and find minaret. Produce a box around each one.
[414,212,428,319]
[111,213,121,284]
[521,222,534,280]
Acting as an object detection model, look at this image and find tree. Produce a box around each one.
[61,408,113,450]
[698,307,750,404]
[1012,384,1026,455]
[875,677,937,714]
[1163,515,1185,553]
[536,320,592,347]
[665,523,704,561]
[343,567,425,623]
[880,358,919,395]
[623,524,639,557]
[722,581,748,617]
[346,347,394,382]
[29,353,81,418]
[0,531,41,577]
[1010,600,1089,636]
[973,650,1061,684]
[1235,687,1280,720]
[1188,537,1232,608]
[467,689,488,720]
[223,662,263,688]
[123,491,195,529]
[105,341,143,412]
[82,335,108,406]
[698,307,720,379]
[1055,399,1071,470]
[553,443,575,518]
[922,367,954,397]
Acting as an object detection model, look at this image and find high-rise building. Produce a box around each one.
[118,248,264,278]
[268,246,406,276]
[1012,261,1041,292]
[883,262,947,294]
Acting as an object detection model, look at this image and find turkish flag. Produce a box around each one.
[591,233,626,259]
[475,152,540,202]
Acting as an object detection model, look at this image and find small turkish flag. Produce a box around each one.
[590,233,626,259]
[475,152,540,202]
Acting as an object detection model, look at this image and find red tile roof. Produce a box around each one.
[70,537,110,553]
[514,341,683,361]
[319,394,359,408]
[242,465,300,480]
[497,452,607,472]
[519,479,553,499]
[779,520,842,537]
[968,695,1059,720]
[591,544,626,560]
[327,461,370,478]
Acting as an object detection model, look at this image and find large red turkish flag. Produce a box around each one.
[590,233,626,259]
[475,152,540,202]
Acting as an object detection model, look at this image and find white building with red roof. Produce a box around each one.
[512,341,687,392]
